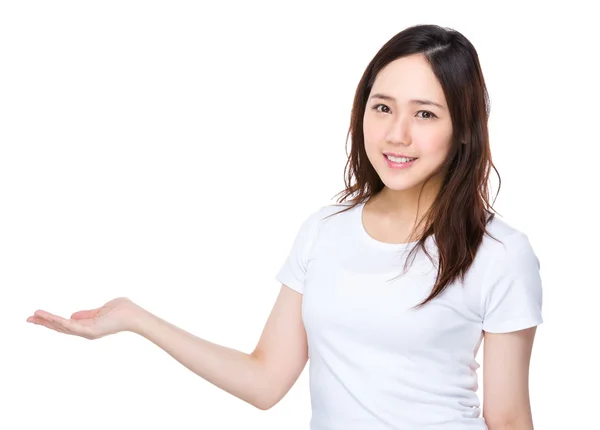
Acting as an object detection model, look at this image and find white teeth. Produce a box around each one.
[386,155,416,163]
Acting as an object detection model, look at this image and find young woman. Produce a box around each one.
[27,24,543,429]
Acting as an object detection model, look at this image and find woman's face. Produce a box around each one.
[363,54,454,193]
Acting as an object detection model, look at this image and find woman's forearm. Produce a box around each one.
[129,307,268,409]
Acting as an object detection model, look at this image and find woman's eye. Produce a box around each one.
[416,110,437,119]
[373,104,390,113]
[372,105,436,119]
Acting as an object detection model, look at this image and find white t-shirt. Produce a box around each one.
[275,200,543,430]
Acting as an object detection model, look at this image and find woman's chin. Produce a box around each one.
[381,180,422,192]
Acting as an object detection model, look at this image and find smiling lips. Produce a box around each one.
[384,152,416,158]
[384,153,418,168]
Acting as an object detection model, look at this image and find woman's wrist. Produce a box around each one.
[123,302,153,335]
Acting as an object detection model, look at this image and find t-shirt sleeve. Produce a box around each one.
[275,208,323,294]
[481,232,544,333]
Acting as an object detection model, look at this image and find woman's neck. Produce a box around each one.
[376,178,441,216]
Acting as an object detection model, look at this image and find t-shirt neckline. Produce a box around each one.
[355,200,420,251]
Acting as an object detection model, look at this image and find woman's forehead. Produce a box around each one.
[371,55,446,105]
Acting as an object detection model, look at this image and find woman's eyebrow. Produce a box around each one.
[369,93,445,110]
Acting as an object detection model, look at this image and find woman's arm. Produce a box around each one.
[130,284,308,410]
[28,285,308,411]
[482,327,538,430]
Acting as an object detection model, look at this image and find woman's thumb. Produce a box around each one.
[70,309,98,320]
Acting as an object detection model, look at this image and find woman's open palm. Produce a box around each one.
[26,297,141,340]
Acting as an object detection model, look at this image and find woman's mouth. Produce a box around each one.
[384,154,418,169]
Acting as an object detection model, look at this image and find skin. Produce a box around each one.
[27,53,537,428]
[361,53,454,243]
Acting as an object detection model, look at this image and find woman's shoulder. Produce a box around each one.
[478,214,537,262]
[307,201,357,223]
[291,201,354,238]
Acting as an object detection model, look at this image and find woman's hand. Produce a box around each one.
[26,297,144,340]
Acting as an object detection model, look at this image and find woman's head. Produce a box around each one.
[363,53,454,194]
[352,24,491,199]
[332,24,498,308]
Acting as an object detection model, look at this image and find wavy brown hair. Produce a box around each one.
[327,24,500,309]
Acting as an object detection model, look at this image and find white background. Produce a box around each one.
[1,1,598,429]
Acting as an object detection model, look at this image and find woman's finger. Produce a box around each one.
[27,316,69,334]
[30,310,100,339]
[32,311,81,334]
[32,315,95,338]
[34,309,64,323]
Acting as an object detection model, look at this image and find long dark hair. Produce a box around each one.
[328,24,499,309]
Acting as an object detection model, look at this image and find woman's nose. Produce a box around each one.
[385,116,411,146]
